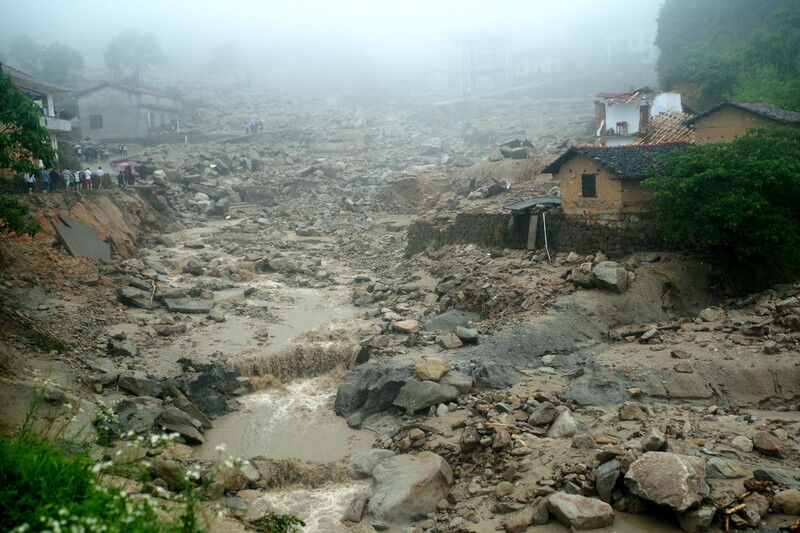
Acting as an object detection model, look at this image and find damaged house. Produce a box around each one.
[76,83,181,141]
[594,88,688,146]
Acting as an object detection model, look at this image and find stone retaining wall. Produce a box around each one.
[406,209,664,258]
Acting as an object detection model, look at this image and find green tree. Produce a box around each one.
[643,128,800,291]
[104,30,165,82]
[0,65,55,173]
[656,0,800,110]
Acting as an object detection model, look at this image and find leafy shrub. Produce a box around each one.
[0,194,40,236]
[644,127,800,291]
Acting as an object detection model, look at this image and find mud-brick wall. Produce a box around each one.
[406,212,529,256]
[545,211,665,257]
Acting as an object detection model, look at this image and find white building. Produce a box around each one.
[2,63,72,152]
[76,83,180,141]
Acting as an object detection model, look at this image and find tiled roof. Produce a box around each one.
[75,83,173,99]
[2,63,66,92]
[542,142,691,180]
[633,111,695,145]
[685,100,800,126]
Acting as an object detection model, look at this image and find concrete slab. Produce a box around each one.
[53,214,111,261]
[164,298,215,314]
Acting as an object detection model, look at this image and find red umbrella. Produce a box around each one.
[116,162,136,167]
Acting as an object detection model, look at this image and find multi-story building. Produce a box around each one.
[2,63,72,152]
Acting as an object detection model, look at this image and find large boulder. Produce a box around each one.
[592,261,629,292]
[423,309,480,332]
[118,374,164,398]
[349,449,397,479]
[113,396,164,435]
[366,451,454,524]
[624,452,709,512]
[393,380,459,413]
[158,406,204,443]
[547,492,614,530]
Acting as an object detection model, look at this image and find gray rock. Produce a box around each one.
[342,492,369,522]
[528,401,558,426]
[641,427,666,451]
[624,452,709,512]
[366,452,454,524]
[455,326,478,343]
[592,261,629,292]
[437,332,463,350]
[547,411,578,438]
[113,396,164,434]
[267,257,298,273]
[393,380,459,413]
[158,406,204,443]
[753,469,800,490]
[595,460,620,502]
[422,309,480,332]
[349,449,396,479]
[117,287,152,309]
[164,298,215,314]
[118,374,163,398]
[473,361,518,389]
[107,338,139,357]
[439,371,473,394]
[706,457,748,479]
[547,492,614,530]
[335,363,414,417]
[677,506,715,533]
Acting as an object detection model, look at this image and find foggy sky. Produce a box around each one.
[1,0,664,84]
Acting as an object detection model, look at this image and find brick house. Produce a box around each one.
[542,142,690,217]
[685,100,800,144]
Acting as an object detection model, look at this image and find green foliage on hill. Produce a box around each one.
[644,127,800,291]
[656,0,800,110]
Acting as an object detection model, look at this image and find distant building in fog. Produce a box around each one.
[450,30,512,91]
[75,83,180,141]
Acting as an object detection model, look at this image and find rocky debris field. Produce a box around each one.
[1,83,799,533]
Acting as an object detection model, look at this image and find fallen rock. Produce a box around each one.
[349,449,396,479]
[528,401,558,426]
[414,358,451,382]
[753,431,788,458]
[158,406,204,443]
[592,261,629,292]
[394,319,420,334]
[113,396,164,435]
[677,505,715,533]
[595,460,620,502]
[773,489,800,515]
[624,452,709,512]
[731,435,754,453]
[118,374,164,398]
[455,326,478,343]
[439,371,473,393]
[118,286,152,309]
[640,427,666,451]
[164,298,215,314]
[547,492,614,530]
[393,380,459,413]
[366,451,454,524]
[437,332,463,350]
[698,307,724,322]
[547,410,578,438]
[618,402,648,421]
[107,338,139,358]
[706,457,748,479]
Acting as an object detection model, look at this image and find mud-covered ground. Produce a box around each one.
[1,83,799,533]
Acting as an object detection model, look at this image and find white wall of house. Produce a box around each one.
[651,92,682,115]
[604,101,642,135]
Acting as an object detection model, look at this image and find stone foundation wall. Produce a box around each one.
[406,212,529,256]
[545,211,664,256]
[406,209,665,258]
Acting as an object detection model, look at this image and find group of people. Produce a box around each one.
[22,165,136,194]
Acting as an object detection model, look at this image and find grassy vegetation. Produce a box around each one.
[0,433,197,533]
